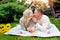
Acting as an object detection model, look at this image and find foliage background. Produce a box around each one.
[0,0,60,40]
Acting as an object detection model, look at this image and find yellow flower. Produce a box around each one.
[5,23,11,32]
[0,24,6,33]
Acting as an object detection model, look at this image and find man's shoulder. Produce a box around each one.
[43,15,48,17]
[42,15,49,20]
[43,15,49,18]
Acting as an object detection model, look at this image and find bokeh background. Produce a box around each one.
[0,0,60,40]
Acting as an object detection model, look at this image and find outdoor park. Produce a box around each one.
[0,0,60,40]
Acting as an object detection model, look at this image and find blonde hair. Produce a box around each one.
[23,8,33,27]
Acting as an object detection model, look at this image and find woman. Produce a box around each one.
[19,8,35,32]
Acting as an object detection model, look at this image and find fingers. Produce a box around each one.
[27,27,35,33]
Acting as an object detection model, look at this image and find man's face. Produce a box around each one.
[33,10,42,19]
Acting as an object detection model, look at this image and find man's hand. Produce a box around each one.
[31,17,37,24]
[27,27,35,33]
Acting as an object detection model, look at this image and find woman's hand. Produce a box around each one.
[31,17,37,24]
[27,27,35,33]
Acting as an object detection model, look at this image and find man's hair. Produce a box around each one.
[35,8,44,14]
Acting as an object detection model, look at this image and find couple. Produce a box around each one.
[20,8,52,33]
[5,8,60,37]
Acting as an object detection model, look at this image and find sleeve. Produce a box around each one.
[35,16,50,32]
[19,17,25,30]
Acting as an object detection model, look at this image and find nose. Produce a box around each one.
[33,13,36,16]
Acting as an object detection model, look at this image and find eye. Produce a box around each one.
[7,26,9,28]
[2,26,4,28]
[0,27,1,29]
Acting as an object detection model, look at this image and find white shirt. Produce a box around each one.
[20,15,51,32]
[35,15,51,32]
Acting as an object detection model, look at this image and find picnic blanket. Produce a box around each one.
[4,24,60,37]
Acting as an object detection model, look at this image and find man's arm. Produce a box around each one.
[35,16,50,32]
[35,22,49,32]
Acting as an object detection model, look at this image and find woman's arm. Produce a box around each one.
[19,17,25,30]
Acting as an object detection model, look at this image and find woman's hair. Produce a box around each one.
[23,8,33,17]
[23,8,33,27]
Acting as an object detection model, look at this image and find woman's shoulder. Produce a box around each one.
[20,16,24,21]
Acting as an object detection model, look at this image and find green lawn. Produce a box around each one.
[0,17,60,40]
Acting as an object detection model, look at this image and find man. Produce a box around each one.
[27,8,51,32]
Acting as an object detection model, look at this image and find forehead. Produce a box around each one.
[34,9,37,12]
[34,9,38,13]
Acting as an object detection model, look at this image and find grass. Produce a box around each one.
[0,17,60,40]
